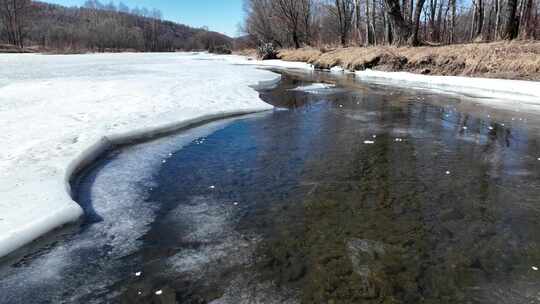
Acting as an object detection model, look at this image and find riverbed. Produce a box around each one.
[1,70,540,304]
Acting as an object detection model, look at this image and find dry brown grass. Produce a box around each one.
[277,47,322,63]
[277,41,540,80]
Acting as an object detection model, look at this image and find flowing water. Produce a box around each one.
[1,70,540,304]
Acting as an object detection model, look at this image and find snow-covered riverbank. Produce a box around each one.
[238,57,540,110]
[0,53,279,258]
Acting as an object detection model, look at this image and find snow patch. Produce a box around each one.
[355,69,540,109]
[290,83,336,93]
[330,66,345,73]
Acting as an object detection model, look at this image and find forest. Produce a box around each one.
[243,0,539,48]
[1,0,538,58]
[0,0,232,52]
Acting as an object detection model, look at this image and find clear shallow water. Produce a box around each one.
[1,70,540,304]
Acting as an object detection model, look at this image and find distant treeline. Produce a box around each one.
[242,0,539,48]
[0,0,232,52]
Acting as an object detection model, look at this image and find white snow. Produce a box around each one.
[290,83,336,93]
[0,52,279,258]
[330,66,345,73]
[251,59,315,70]
[356,70,540,107]
[240,57,540,111]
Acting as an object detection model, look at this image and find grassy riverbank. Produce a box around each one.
[255,41,540,81]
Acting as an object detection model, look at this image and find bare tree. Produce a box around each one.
[275,0,312,48]
[501,0,518,39]
[0,0,31,48]
[382,0,411,45]
[448,0,457,42]
[470,0,484,40]
[411,0,428,44]
[240,0,538,47]
[494,0,501,38]
[0,1,232,52]
[519,0,534,38]
[365,0,375,44]
[243,0,312,48]
[329,0,355,46]
[243,0,284,46]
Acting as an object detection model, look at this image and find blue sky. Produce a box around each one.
[43,0,245,37]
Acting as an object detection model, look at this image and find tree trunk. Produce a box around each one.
[409,0,414,23]
[434,0,444,41]
[384,10,392,43]
[518,0,533,38]
[372,0,377,44]
[402,0,409,21]
[366,0,373,44]
[383,0,411,45]
[475,0,484,40]
[293,30,300,48]
[354,0,361,43]
[450,0,456,42]
[501,0,518,39]
[440,0,449,42]
[486,2,494,40]
[494,0,501,39]
[410,0,427,44]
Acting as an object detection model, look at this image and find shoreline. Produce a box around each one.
[238,55,540,111]
[2,51,540,260]
[0,53,280,259]
[274,42,540,81]
[0,109,276,260]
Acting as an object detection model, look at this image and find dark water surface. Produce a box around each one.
[1,70,540,304]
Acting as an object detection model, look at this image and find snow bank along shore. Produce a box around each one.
[2,52,540,260]
[243,58,540,110]
[0,53,280,258]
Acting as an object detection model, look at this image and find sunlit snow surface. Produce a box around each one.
[0,53,278,258]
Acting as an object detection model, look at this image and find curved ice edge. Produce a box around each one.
[0,76,282,260]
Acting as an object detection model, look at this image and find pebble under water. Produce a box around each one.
[1,70,540,304]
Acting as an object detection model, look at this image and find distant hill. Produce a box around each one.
[1,1,233,53]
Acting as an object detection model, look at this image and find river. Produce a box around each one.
[1,69,539,304]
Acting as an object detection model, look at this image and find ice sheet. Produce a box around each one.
[0,52,279,258]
